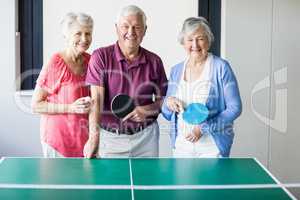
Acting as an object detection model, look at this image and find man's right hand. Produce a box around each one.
[83,133,100,159]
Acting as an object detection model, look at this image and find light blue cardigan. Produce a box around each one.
[161,55,242,157]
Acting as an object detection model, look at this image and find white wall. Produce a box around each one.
[222,0,273,164]
[43,0,198,76]
[269,0,300,184]
[222,0,300,186]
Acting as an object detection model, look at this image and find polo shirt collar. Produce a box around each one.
[114,41,147,65]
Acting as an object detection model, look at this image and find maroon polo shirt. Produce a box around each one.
[86,42,167,130]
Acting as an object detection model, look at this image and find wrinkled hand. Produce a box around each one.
[83,133,99,159]
[69,96,92,114]
[166,97,184,113]
[185,125,202,143]
[122,106,147,122]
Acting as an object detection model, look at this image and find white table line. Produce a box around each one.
[129,159,135,200]
[255,158,297,200]
[1,183,300,190]
[0,157,5,164]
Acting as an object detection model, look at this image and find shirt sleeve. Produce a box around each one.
[85,50,105,86]
[154,57,168,98]
[36,56,65,94]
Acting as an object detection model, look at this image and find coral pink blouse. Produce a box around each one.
[37,53,90,157]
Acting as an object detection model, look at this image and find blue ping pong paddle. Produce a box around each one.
[182,103,209,125]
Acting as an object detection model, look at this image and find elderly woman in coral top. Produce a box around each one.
[32,12,93,157]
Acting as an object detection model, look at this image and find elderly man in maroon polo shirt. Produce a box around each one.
[83,5,168,158]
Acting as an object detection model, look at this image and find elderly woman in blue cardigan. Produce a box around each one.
[162,17,242,157]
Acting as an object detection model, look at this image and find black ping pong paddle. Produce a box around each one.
[111,94,135,119]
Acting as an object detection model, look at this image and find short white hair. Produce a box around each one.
[178,17,214,48]
[116,5,147,27]
[60,12,93,37]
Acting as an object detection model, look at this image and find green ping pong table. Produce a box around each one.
[0,157,296,200]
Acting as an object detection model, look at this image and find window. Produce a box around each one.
[198,0,221,56]
[18,0,43,90]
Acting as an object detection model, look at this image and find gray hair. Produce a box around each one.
[60,12,93,37]
[178,17,214,48]
[116,5,147,28]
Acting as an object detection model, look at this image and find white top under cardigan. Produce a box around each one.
[174,54,220,157]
